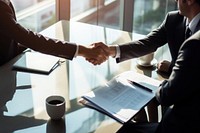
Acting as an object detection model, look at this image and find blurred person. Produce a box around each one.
[0,0,107,66]
[89,0,200,122]
[116,29,200,133]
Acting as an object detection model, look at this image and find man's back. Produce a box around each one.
[157,30,200,133]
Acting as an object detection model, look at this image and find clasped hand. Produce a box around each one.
[85,42,110,65]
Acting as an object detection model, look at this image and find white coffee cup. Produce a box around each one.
[138,53,154,66]
[46,95,66,120]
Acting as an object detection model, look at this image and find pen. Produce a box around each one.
[127,80,152,93]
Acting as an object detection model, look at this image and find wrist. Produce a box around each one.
[108,46,117,57]
[78,45,88,57]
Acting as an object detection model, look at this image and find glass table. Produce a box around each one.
[0,20,167,133]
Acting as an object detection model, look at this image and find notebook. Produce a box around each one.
[12,52,60,75]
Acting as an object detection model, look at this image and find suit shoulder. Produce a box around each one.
[167,10,179,15]
[187,30,200,41]
[181,31,200,50]
[164,10,184,26]
[0,0,8,5]
[0,1,11,11]
[167,10,184,19]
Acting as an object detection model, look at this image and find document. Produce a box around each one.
[12,51,60,75]
[80,71,161,124]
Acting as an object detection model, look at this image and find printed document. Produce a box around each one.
[80,71,161,124]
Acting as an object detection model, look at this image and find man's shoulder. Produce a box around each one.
[0,0,10,5]
[167,10,182,17]
[187,30,200,41]
[180,30,200,50]
[0,0,11,12]
[165,10,185,25]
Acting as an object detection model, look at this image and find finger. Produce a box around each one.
[86,58,93,62]
[157,62,160,69]
[92,42,101,48]
[99,48,109,58]
[90,58,101,66]
[86,58,99,65]
[94,42,109,53]
[96,52,107,62]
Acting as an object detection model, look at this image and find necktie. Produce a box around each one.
[185,26,191,39]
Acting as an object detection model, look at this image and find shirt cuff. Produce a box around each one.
[74,44,79,58]
[114,45,120,58]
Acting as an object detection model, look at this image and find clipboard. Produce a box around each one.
[12,52,60,75]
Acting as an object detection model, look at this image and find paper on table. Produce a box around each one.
[81,71,161,124]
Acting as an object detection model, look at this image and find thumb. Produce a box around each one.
[94,42,109,54]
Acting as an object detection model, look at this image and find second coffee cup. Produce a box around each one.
[138,52,154,66]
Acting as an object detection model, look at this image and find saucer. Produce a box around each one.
[137,58,157,67]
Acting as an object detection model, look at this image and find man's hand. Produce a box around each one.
[92,42,117,57]
[85,42,110,65]
[157,60,171,73]
[87,42,118,65]
[78,42,109,65]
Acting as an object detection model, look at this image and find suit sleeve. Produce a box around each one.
[116,12,170,63]
[156,38,200,106]
[0,2,77,60]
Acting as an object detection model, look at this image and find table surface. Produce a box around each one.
[0,20,167,133]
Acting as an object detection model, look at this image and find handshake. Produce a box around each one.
[78,42,116,65]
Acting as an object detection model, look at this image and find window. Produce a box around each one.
[13,0,177,34]
[13,0,56,32]
[13,0,177,61]
[133,0,177,35]
[65,0,177,34]
[63,0,177,62]
[70,0,120,29]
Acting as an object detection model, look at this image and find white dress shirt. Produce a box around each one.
[186,12,200,35]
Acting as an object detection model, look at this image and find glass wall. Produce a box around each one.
[67,0,177,63]
[13,0,177,34]
[13,0,56,32]
[70,0,120,30]
[69,0,177,34]
[133,0,177,35]
[13,0,177,61]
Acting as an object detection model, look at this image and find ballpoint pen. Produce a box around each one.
[127,79,153,93]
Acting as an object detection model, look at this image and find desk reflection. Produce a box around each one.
[0,20,167,133]
[47,119,66,133]
[0,62,46,133]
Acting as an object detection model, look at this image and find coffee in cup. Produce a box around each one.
[46,95,66,120]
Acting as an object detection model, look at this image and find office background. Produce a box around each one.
[13,0,177,62]
[1,1,177,131]
[14,0,177,33]
[12,0,177,106]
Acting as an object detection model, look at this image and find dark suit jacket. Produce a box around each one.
[117,30,200,133]
[155,30,200,133]
[117,11,200,74]
[0,1,77,66]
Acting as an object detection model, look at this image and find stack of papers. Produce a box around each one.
[80,71,161,124]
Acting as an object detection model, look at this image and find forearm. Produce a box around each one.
[108,45,117,57]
